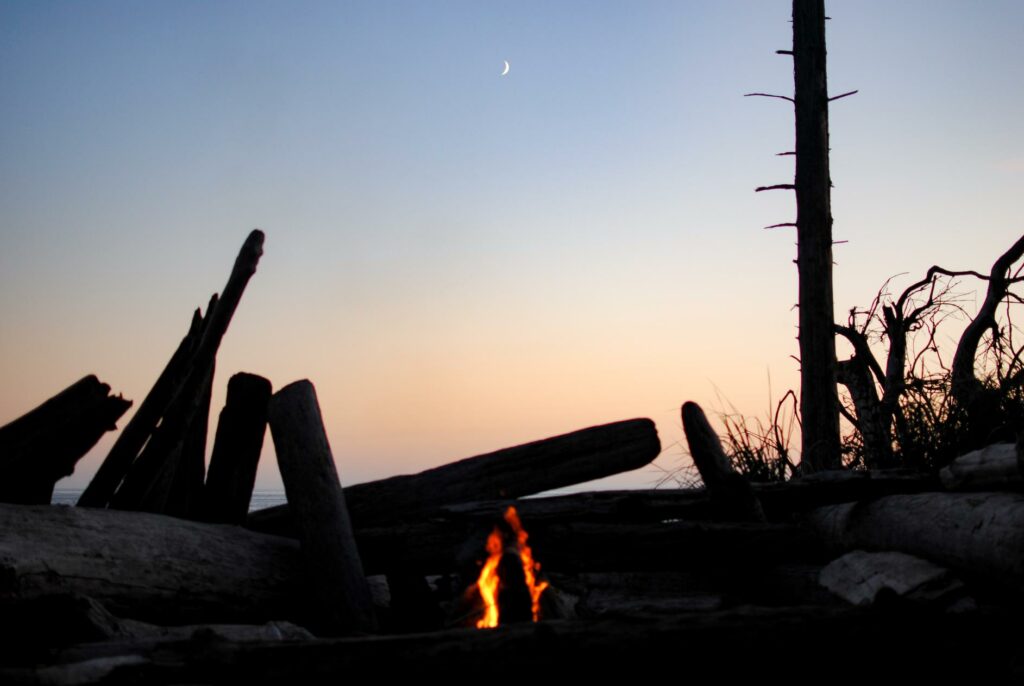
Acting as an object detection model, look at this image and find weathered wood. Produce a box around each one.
[818,550,972,609]
[681,401,765,521]
[0,503,302,626]
[806,492,1024,594]
[0,376,130,505]
[939,443,1020,491]
[17,606,1019,682]
[249,417,661,533]
[268,380,375,634]
[793,0,841,471]
[78,310,205,508]
[202,373,272,524]
[110,230,265,516]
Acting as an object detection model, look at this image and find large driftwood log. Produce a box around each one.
[202,373,272,524]
[0,504,302,626]
[681,401,765,521]
[16,606,1019,682]
[805,492,1024,594]
[249,418,661,533]
[0,376,130,505]
[939,443,1020,491]
[78,310,207,508]
[111,231,265,517]
[268,380,375,634]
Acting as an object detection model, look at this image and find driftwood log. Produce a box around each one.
[806,492,1024,594]
[0,503,302,626]
[0,376,130,505]
[681,401,765,521]
[249,418,661,534]
[202,372,272,524]
[110,231,264,517]
[268,380,375,634]
[939,443,1020,491]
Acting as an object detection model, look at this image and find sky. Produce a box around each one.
[1,1,1022,493]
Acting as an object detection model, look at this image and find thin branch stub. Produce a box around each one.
[755,184,796,193]
[744,92,795,104]
[764,223,798,230]
[829,90,859,102]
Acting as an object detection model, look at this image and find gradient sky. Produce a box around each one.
[2,1,1022,492]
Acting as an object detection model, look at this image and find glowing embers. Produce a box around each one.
[474,506,549,629]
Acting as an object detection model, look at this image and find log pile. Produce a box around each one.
[3,229,1024,682]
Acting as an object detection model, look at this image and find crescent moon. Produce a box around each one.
[501,60,510,76]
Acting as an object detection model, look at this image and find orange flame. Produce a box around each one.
[475,506,549,629]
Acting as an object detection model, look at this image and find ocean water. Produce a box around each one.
[50,489,288,511]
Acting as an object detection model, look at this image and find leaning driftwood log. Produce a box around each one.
[111,231,265,517]
[681,401,765,521]
[805,492,1024,594]
[0,503,302,626]
[268,380,375,634]
[248,418,661,534]
[939,443,1020,491]
[202,372,272,524]
[0,376,130,505]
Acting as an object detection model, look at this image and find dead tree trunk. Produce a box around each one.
[0,376,131,504]
[268,380,376,634]
[793,0,841,471]
[202,373,272,524]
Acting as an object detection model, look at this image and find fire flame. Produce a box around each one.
[475,506,549,629]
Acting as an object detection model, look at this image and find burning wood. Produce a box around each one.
[473,506,549,629]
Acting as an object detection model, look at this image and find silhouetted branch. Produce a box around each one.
[744,92,795,103]
[776,50,794,55]
[777,152,796,156]
[764,223,798,230]
[755,184,797,192]
[828,90,858,102]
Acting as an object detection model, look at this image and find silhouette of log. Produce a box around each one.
[805,492,1024,594]
[268,380,376,634]
[939,443,1021,491]
[202,373,272,524]
[248,418,661,534]
[78,309,206,508]
[0,376,130,505]
[681,401,765,521]
[105,230,265,517]
[0,503,302,626]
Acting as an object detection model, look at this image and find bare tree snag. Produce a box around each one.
[267,380,376,635]
[0,376,131,504]
[202,373,272,524]
[793,0,841,471]
[951,234,1024,426]
[681,402,765,521]
[96,230,265,516]
[249,418,661,533]
[805,492,1024,594]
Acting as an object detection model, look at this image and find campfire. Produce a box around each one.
[474,506,549,629]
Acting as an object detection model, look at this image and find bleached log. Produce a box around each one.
[939,443,1020,491]
[0,503,302,626]
[819,550,972,609]
[806,492,1024,594]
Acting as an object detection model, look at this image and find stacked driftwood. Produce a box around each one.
[3,231,1024,682]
